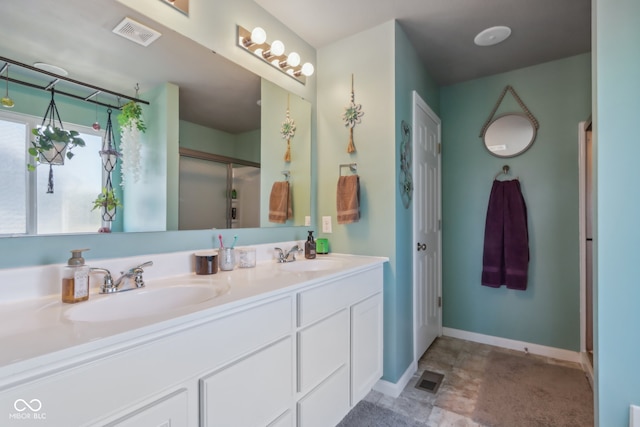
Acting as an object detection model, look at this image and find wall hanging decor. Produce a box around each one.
[280,94,296,162]
[118,85,147,185]
[342,74,364,154]
[399,120,413,209]
[479,85,539,158]
[28,88,86,193]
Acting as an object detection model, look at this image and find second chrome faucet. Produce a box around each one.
[91,261,153,294]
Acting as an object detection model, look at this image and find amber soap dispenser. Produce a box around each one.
[62,248,90,303]
[305,230,317,259]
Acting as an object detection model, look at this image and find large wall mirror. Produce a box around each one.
[0,0,311,236]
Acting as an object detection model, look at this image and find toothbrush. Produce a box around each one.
[218,234,224,248]
[230,235,238,249]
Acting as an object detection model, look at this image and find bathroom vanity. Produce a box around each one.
[0,246,385,426]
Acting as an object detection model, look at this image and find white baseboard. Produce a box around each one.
[443,327,582,364]
[373,360,417,398]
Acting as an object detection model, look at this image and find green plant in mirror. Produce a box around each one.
[91,187,123,212]
[27,126,86,171]
[118,100,146,132]
[118,100,146,185]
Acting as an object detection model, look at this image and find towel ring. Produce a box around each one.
[339,162,357,176]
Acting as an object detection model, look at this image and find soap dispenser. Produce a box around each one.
[305,231,317,259]
[62,248,90,303]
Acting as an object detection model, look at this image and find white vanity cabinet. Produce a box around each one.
[0,259,384,427]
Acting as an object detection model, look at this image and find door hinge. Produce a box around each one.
[437,143,441,154]
[438,296,442,308]
[438,219,442,230]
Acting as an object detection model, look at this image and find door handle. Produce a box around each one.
[417,243,426,251]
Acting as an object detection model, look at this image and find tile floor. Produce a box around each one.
[357,336,592,426]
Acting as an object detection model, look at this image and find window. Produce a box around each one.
[0,111,104,235]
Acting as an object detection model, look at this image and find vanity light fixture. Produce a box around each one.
[237,25,314,84]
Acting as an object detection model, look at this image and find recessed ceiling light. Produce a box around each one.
[33,62,68,76]
[474,26,512,47]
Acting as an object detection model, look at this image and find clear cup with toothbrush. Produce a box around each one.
[218,247,236,271]
[217,234,238,271]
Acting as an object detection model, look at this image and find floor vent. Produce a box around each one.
[112,17,162,47]
[415,370,444,394]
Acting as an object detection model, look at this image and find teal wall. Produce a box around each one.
[260,79,312,228]
[392,22,440,380]
[440,53,591,351]
[317,21,399,380]
[317,20,440,383]
[594,0,640,425]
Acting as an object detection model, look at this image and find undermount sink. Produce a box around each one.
[278,259,344,272]
[65,284,230,322]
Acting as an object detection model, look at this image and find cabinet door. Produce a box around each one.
[106,389,189,427]
[200,337,292,427]
[351,293,383,405]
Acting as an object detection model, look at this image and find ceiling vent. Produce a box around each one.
[112,17,162,47]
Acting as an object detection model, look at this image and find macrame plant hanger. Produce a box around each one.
[99,108,122,223]
[479,85,539,138]
[40,88,66,194]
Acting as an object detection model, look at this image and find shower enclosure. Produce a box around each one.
[178,151,260,230]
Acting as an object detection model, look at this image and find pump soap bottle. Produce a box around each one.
[62,248,90,303]
[305,231,317,259]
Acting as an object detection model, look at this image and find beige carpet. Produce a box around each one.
[473,350,593,427]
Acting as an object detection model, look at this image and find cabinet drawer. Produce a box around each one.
[297,266,383,326]
[297,365,349,427]
[200,337,293,427]
[297,309,348,394]
[106,389,190,427]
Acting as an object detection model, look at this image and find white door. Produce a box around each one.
[412,91,442,361]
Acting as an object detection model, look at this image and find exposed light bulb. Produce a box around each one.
[271,40,285,56]
[301,62,314,77]
[251,27,267,45]
[287,52,301,67]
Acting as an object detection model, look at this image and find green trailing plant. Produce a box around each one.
[27,126,86,171]
[117,100,146,132]
[91,187,123,212]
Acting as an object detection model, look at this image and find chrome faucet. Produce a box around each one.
[91,261,153,294]
[274,245,302,263]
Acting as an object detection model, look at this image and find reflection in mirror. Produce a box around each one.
[483,113,537,158]
[0,0,311,236]
[160,0,189,15]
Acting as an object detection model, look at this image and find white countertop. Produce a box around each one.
[0,248,387,388]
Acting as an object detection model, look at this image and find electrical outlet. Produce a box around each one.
[304,216,311,226]
[322,216,332,233]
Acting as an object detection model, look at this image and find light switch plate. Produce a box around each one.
[631,405,640,427]
[304,216,311,226]
[322,216,332,233]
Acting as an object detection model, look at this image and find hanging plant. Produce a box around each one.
[27,88,86,193]
[118,100,146,185]
[91,187,123,212]
[27,126,85,171]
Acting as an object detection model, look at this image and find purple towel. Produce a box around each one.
[482,179,529,290]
